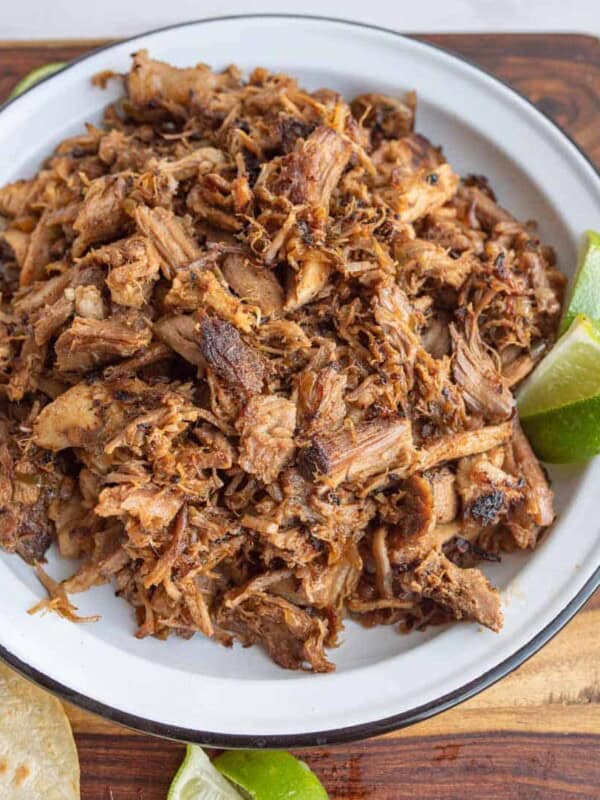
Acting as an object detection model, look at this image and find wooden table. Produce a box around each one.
[1,32,599,800]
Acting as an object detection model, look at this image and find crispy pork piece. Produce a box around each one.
[273,126,352,210]
[134,206,201,278]
[451,317,514,422]
[511,418,555,528]
[350,92,415,143]
[12,272,71,315]
[0,321,13,373]
[277,116,318,154]
[199,316,265,393]
[72,173,132,256]
[7,331,47,401]
[32,378,196,454]
[166,267,256,332]
[375,133,442,174]
[0,418,66,563]
[102,395,200,458]
[218,593,333,672]
[456,452,525,529]
[298,417,413,486]
[237,395,296,484]
[102,341,171,379]
[395,239,474,289]
[386,475,435,565]
[95,484,184,532]
[55,314,152,372]
[428,467,459,524]
[33,294,74,345]
[372,279,420,356]
[128,49,240,111]
[285,250,331,310]
[398,164,460,224]
[372,135,459,222]
[296,365,347,436]
[297,548,362,610]
[98,129,153,171]
[0,178,38,218]
[462,184,513,230]
[186,181,243,232]
[379,475,462,571]
[32,382,125,451]
[415,422,513,472]
[154,314,205,367]
[520,250,561,316]
[221,252,284,316]
[3,227,32,271]
[156,147,226,181]
[84,235,162,308]
[19,210,59,286]
[62,544,131,594]
[406,548,503,631]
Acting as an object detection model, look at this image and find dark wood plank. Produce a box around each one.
[78,732,600,800]
[416,33,600,167]
[0,33,599,800]
[302,734,600,800]
[76,735,184,799]
[0,40,108,102]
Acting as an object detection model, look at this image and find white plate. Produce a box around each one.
[1,15,599,747]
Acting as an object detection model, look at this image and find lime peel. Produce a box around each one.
[517,315,600,417]
[521,394,600,463]
[559,229,600,335]
[214,750,329,800]
[8,62,67,100]
[517,314,600,462]
[168,745,245,800]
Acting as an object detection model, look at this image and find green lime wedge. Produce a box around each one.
[517,314,600,462]
[214,750,328,800]
[168,745,245,800]
[559,230,600,335]
[8,62,67,100]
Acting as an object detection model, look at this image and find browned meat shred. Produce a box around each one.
[199,316,265,394]
[55,314,152,372]
[0,53,562,671]
[237,395,297,483]
[451,314,514,422]
[298,417,413,486]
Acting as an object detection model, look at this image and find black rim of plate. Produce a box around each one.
[1,14,599,749]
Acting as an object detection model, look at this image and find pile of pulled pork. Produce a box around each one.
[0,53,565,671]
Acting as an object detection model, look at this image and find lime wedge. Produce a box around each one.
[8,62,67,100]
[560,230,600,335]
[214,750,329,800]
[168,745,244,800]
[517,314,600,462]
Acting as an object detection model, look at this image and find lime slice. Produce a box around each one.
[168,745,244,800]
[8,62,67,100]
[517,314,600,462]
[560,230,600,335]
[214,750,329,800]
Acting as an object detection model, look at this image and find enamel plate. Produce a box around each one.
[0,15,598,746]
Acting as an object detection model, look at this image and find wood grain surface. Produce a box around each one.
[1,32,599,800]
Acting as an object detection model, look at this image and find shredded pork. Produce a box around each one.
[0,53,563,671]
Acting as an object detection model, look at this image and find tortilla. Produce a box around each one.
[0,661,80,799]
